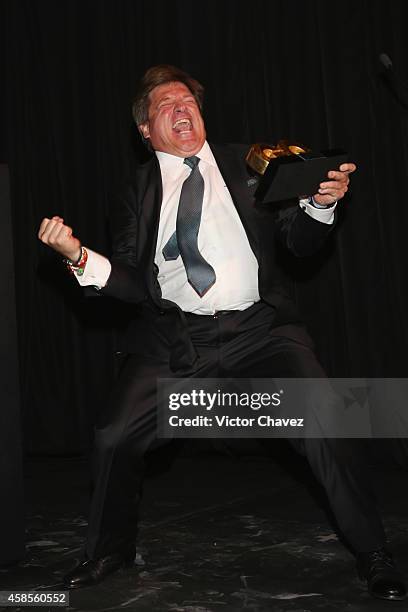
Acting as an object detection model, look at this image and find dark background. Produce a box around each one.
[1,0,408,455]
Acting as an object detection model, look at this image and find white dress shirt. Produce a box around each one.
[76,141,336,314]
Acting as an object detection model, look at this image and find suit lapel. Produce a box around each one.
[136,156,163,302]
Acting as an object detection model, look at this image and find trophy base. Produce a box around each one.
[253,149,348,203]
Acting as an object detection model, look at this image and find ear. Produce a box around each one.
[138,122,150,139]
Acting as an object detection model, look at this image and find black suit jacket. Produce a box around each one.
[100,143,334,370]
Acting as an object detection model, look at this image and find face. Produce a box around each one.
[138,81,206,157]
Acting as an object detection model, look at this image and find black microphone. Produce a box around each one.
[379,52,393,70]
[379,52,408,109]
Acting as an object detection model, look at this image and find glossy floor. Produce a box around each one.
[1,441,407,611]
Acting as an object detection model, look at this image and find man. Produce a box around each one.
[38,65,406,600]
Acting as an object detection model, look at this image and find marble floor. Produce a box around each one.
[1,441,408,611]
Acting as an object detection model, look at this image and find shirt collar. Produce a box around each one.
[155,141,217,170]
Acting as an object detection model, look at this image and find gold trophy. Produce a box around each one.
[246,140,347,203]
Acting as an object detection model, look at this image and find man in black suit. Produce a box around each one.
[38,65,406,600]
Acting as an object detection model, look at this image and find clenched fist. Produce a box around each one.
[38,216,82,262]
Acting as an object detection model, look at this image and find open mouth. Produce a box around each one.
[173,118,192,133]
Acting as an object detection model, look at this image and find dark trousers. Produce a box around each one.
[85,302,385,559]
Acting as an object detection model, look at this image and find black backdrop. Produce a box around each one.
[2,0,408,454]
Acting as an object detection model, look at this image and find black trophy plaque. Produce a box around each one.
[246,141,347,203]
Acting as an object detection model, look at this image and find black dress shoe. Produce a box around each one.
[63,549,136,589]
[357,548,407,600]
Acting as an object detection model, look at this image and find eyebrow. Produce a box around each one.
[157,93,194,104]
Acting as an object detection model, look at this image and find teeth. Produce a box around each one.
[173,118,191,130]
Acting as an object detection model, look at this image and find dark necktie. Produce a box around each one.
[162,156,216,297]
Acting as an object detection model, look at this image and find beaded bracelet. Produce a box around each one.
[64,246,88,276]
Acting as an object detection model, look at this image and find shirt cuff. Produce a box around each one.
[299,197,336,225]
[73,248,111,289]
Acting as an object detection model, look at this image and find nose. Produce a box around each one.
[175,100,186,113]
